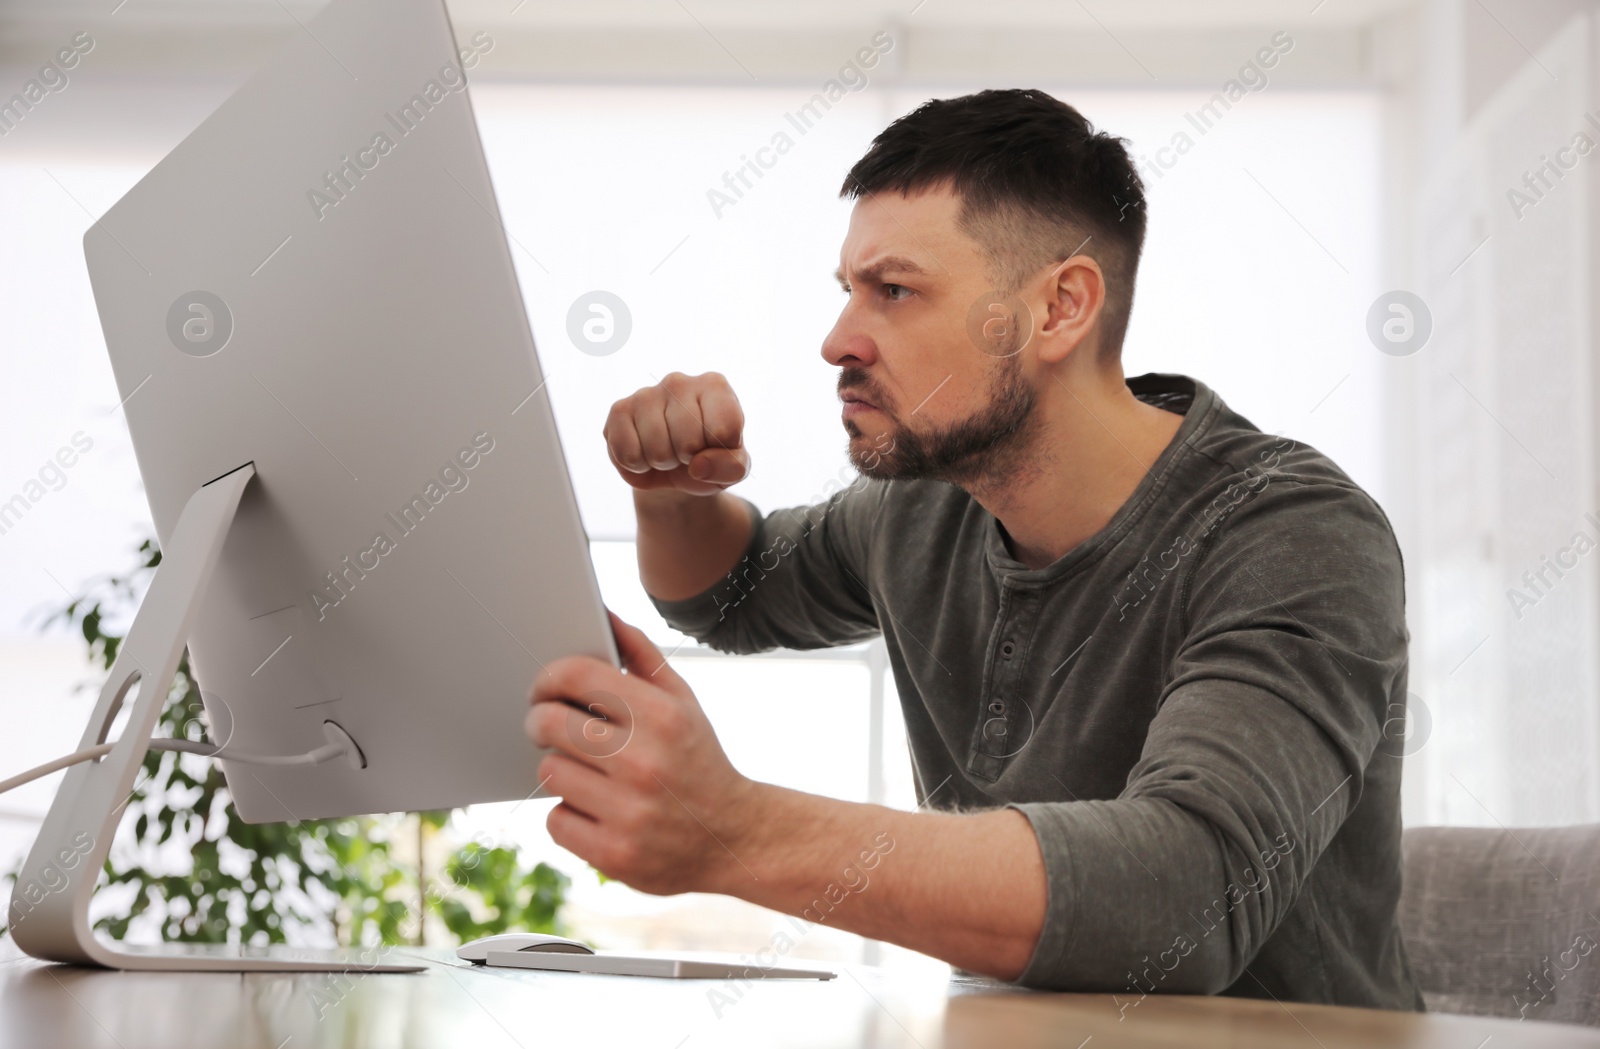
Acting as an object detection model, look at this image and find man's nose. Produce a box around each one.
[822,309,878,368]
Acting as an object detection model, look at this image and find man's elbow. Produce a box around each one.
[1183,954,1248,996]
[1011,934,1242,997]
[669,616,779,657]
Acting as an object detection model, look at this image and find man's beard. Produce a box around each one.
[841,360,1038,486]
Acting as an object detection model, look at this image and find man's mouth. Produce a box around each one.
[840,391,878,421]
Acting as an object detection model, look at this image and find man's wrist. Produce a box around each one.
[705,781,879,913]
[633,487,700,519]
[634,489,752,602]
[707,777,791,898]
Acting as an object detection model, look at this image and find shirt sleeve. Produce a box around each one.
[1008,478,1406,994]
[649,479,887,653]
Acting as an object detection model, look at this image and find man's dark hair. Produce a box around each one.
[841,89,1147,356]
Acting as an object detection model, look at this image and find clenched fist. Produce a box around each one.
[604,372,750,496]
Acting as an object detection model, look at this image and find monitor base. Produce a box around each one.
[7,463,421,974]
[48,943,425,974]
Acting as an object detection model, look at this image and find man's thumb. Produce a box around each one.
[610,611,689,693]
[686,447,749,486]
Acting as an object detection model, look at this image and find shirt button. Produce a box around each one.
[989,701,1005,714]
[1000,641,1016,658]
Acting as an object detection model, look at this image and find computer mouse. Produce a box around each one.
[456,933,596,963]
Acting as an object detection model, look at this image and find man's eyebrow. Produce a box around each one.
[835,255,931,288]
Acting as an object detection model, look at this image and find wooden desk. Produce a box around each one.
[0,948,1595,1049]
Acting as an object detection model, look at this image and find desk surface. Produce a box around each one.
[0,948,1595,1049]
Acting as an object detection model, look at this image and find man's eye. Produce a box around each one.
[884,284,912,301]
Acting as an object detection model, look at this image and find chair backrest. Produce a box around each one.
[1399,825,1600,1026]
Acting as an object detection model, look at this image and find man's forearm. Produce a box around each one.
[715,782,1048,979]
[634,490,752,601]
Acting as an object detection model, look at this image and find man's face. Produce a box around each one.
[824,186,1037,484]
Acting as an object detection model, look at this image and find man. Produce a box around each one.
[524,88,1422,1009]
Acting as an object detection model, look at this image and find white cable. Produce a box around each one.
[0,738,349,796]
[154,738,348,768]
[0,747,113,796]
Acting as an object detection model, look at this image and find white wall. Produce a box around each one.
[1387,2,1600,827]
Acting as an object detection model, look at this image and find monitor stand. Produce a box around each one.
[8,463,423,973]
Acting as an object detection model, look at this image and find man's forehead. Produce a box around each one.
[838,187,973,276]
[838,249,930,274]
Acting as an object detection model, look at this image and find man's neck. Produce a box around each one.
[964,372,1185,570]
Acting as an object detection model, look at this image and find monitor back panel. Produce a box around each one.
[82,0,616,821]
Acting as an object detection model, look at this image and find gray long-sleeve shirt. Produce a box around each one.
[652,373,1424,1010]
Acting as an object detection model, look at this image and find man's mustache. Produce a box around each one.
[837,367,896,414]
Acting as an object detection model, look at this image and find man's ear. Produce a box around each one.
[1035,254,1105,365]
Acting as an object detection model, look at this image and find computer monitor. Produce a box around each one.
[10,0,616,971]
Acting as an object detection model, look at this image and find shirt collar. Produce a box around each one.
[981,373,1218,585]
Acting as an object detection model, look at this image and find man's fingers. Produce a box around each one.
[529,680,635,734]
[604,374,747,493]
[538,751,614,818]
[546,800,605,859]
[687,447,749,486]
[698,381,745,451]
[662,388,707,465]
[531,656,637,722]
[633,389,680,471]
[526,692,635,772]
[615,464,700,492]
[605,411,650,474]
[609,612,690,694]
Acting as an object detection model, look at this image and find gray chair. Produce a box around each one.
[1399,824,1600,1026]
